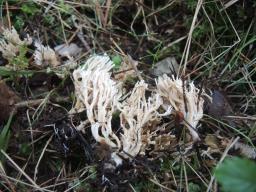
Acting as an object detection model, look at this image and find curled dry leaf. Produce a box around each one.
[233,142,256,159]
[205,134,219,149]
[207,90,233,118]
[54,43,82,58]
[153,134,177,153]
[204,135,256,159]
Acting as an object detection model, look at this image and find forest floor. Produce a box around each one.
[0,1,256,191]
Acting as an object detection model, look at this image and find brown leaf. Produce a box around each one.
[0,81,21,122]
[205,135,219,149]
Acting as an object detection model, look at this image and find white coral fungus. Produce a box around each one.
[72,54,121,149]
[118,80,164,159]
[72,55,169,165]
[34,42,60,67]
[156,74,206,141]
[0,26,32,60]
[72,54,208,166]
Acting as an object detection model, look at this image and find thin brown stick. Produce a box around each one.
[34,135,53,182]
[103,0,112,28]
[127,55,143,81]
[5,1,11,29]
[15,97,69,108]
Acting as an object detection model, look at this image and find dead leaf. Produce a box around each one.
[0,81,21,122]
[154,134,177,151]
[54,43,82,58]
[207,90,233,118]
[205,135,219,149]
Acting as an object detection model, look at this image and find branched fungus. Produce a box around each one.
[72,54,121,149]
[156,74,208,141]
[72,56,173,165]
[118,80,164,159]
[72,54,209,167]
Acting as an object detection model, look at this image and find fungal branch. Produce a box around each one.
[156,74,207,141]
[72,55,121,149]
[118,80,163,159]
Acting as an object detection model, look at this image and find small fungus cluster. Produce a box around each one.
[0,27,32,61]
[0,26,81,73]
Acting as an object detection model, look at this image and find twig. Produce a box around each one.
[26,109,35,161]
[225,115,256,120]
[77,31,91,51]
[34,135,53,182]
[0,172,44,191]
[63,172,96,192]
[57,10,67,44]
[72,18,91,51]
[103,0,112,27]
[94,0,104,27]
[184,159,208,187]
[5,1,11,29]
[127,55,143,81]
[15,97,70,108]
[149,178,176,192]
[183,158,189,192]
[221,0,239,11]
[15,99,45,108]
